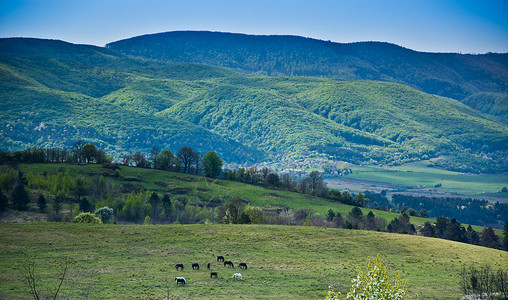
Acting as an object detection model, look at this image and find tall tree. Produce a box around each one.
[192,151,202,175]
[37,194,46,212]
[177,146,196,174]
[155,150,177,171]
[480,227,501,249]
[11,179,30,210]
[149,192,161,223]
[0,188,8,211]
[81,144,98,164]
[71,140,86,163]
[132,151,149,168]
[421,222,436,237]
[266,172,280,187]
[466,225,480,245]
[150,146,161,167]
[202,151,223,178]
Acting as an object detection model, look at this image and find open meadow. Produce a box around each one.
[0,223,507,299]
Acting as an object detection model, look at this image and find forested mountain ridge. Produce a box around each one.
[1,37,507,173]
[106,31,508,118]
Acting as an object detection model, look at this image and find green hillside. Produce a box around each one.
[0,223,506,299]
[15,163,503,234]
[1,38,507,172]
[17,163,404,223]
[106,31,508,111]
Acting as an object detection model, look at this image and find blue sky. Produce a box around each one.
[0,0,507,53]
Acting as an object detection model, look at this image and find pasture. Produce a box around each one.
[327,161,508,201]
[0,223,507,299]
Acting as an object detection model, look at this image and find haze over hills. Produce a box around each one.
[0,33,507,173]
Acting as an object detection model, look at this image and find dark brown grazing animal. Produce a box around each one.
[239,263,247,269]
[192,263,199,270]
[175,277,186,285]
[224,261,234,268]
[207,263,211,269]
[217,256,225,262]
[210,272,218,278]
[175,263,184,271]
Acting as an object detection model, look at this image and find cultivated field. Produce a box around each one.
[326,161,508,202]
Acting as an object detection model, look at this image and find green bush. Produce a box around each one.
[326,255,408,300]
[95,206,115,224]
[73,212,102,224]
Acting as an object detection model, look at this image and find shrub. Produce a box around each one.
[326,255,407,300]
[73,212,102,224]
[94,206,115,224]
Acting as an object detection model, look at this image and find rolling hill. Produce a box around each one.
[106,31,508,118]
[0,37,507,173]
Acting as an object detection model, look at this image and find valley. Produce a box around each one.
[0,30,507,299]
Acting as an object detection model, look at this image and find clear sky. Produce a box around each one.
[0,0,507,54]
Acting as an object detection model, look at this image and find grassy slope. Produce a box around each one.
[19,163,500,235]
[19,163,401,223]
[0,223,506,299]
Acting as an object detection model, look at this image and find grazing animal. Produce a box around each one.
[175,263,184,271]
[207,263,211,270]
[175,277,186,285]
[192,263,199,270]
[233,273,242,280]
[210,272,218,278]
[217,256,225,262]
[239,263,247,269]
[224,261,234,268]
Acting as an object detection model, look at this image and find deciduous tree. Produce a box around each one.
[81,144,97,163]
[326,255,407,299]
[177,146,197,174]
[202,151,223,178]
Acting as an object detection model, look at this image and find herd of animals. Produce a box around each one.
[174,255,248,285]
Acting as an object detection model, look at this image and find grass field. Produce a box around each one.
[0,223,506,299]
[326,161,508,201]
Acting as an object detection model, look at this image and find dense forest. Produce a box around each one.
[106,31,508,114]
[1,38,507,173]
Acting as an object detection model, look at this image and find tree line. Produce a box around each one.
[1,143,507,252]
[0,142,224,178]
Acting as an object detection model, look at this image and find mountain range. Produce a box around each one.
[0,31,507,173]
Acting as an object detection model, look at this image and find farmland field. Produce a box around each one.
[0,223,507,299]
[326,161,508,202]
